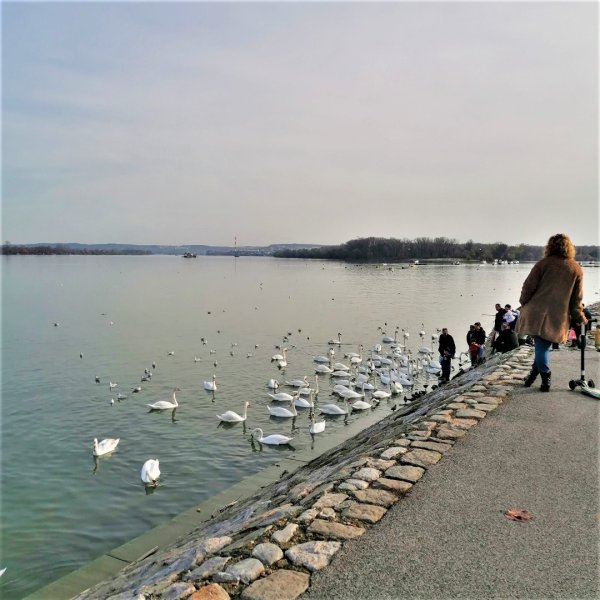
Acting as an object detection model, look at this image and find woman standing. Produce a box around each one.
[516,233,586,391]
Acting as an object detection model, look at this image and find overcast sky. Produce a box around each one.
[2,2,598,247]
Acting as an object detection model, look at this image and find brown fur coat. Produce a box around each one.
[515,256,585,343]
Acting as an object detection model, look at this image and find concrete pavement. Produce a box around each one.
[303,346,600,600]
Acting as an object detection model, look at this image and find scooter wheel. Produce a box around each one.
[568,380,576,390]
[588,380,595,388]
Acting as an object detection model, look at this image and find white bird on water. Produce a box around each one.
[141,459,160,486]
[267,390,294,402]
[277,349,288,369]
[109,381,118,389]
[319,397,350,415]
[93,438,120,457]
[267,398,297,418]
[204,374,217,391]
[285,375,308,388]
[267,378,279,390]
[251,428,293,445]
[147,388,180,410]
[309,412,326,434]
[217,401,250,422]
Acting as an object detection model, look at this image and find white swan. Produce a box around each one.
[204,374,217,391]
[217,401,249,422]
[372,383,392,400]
[147,388,180,410]
[309,412,326,434]
[298,375,319,396]
[251,427,293,445]
[93,438,120,456]
[268,398,297,418]
[277,348,288,369]
[140,459,160,485]
[267,390,294,402]
[319,397,349,415]
[390,380,404,395]
[315,363,334,374]
[313,355,330,363]
[295,389,315,408]
[382,330,397,343]
[331,370,351,378]
[267,378,279,389]
[328,332,342,345]
[352,398,372,411]
[285,376,308,388]
[338,385,364,400]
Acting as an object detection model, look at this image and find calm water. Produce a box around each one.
[1,255,597,598]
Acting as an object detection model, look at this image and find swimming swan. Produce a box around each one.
[217,401,249,422]
[204,374,217,391]
[140,459,160,485]
[267,391,295,402]
[147,388,180,410]
[93,438,120,456]
[251,427,293,445]
[319,397,349,415]
[268,398,297,418]
[309,412,326,434]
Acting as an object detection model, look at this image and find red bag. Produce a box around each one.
[568,328,577,341]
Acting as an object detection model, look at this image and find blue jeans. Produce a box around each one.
[533,336,552,374]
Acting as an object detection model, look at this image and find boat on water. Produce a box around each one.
[182,252,197,258]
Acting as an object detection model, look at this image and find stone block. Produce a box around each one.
[308,519,366,540]
[384,465,425,483]
[241,569,309,600]
[373,478,413,494]
[285,541,342,572]
[342,502,387,524]
[352,488,398,507]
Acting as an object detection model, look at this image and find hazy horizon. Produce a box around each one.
[3,2,598,247]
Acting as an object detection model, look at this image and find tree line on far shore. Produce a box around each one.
[273,237,599,263]
[1,244,151,256]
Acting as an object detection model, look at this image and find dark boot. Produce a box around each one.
[524,366,539,387]
[540,371,551,392]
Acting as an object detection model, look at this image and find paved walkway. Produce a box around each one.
[303,347,600,599]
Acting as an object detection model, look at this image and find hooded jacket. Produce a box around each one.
[515,256,584,343]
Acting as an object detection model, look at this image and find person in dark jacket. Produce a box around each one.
[438,328,456,358]
[494,303,507,338]
[492,322,519,353]
[472,322,486,364]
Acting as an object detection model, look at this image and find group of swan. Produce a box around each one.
[93,439,159,486]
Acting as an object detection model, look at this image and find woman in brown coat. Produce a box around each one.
[516,233,586,391]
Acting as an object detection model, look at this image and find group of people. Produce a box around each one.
[435,233,588,393]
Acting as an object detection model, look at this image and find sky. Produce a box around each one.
[2,1,598,247]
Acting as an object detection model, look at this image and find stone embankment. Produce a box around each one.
[73,311,599,600]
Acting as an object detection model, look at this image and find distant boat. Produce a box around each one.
[182,252,196,258]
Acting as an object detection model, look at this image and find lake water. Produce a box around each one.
[1,255,597,598]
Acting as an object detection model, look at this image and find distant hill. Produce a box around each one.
[2,243,323,256]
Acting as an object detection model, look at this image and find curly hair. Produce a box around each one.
[544,233,576,259]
